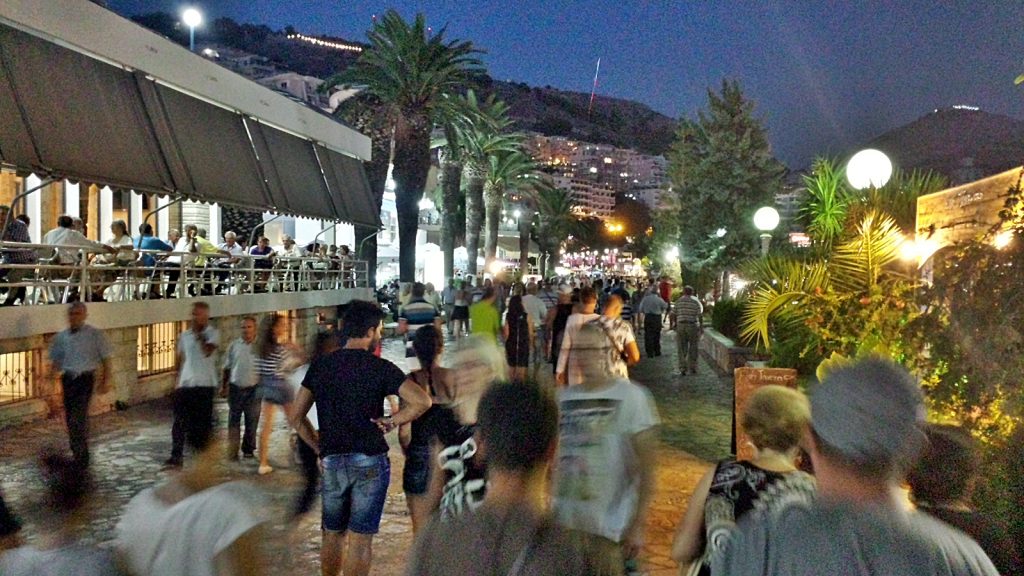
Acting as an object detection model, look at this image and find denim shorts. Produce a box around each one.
[402,444,432,495]
[320,453,391,534]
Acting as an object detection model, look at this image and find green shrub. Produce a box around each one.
[711,297,746,342]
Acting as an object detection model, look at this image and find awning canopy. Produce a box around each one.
[0,2,379,228]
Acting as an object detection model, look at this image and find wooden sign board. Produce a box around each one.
[734,367,798,462]
[916,167,1021,248]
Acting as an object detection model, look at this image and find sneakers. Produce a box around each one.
[242,452,255,459]
[258,464,274,475]
[163,457,183,468]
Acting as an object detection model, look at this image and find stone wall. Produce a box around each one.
[0,304,344,429]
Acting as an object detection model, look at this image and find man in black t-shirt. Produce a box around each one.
[291,300,431,576]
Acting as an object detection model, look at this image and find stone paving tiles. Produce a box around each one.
[0,324,732,575]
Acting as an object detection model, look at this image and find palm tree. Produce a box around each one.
[457,95,518,276]
[533,187,575,276]
[483,149,535,270]
[327,10,483,281]
[800,157,850,252]
[739,211,905,349]
[333,92,392,287]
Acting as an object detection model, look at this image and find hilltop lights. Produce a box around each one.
[286,32,363,53]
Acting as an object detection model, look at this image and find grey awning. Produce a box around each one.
[0,24,173,193]
[0,8,378,227]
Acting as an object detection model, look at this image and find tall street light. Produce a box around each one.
[182,8,202,52]
[753,206,780,256]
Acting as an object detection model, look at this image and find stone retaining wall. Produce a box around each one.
[700,327,759,374]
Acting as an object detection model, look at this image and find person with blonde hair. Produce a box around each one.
[425,335,507,519]
[672,385,816,576]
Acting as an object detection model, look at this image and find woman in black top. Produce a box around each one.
[502,295,533,382]
[399,325,455,534]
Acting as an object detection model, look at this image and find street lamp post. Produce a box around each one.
[753,206,780,256]
[183,8,202,52]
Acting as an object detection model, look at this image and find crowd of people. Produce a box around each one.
[0,281,1020,574]
[0,207,358,304]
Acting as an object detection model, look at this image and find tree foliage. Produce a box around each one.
[666,80,785,271]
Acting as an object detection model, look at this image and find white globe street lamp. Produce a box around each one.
[753,206,780,256]
[182,8,202,52]
[846,149,892,190]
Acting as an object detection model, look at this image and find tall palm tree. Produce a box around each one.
[327,10,483,281]
[483,149,535,270]
[533,186,575,276]
[458,95,518,276]
[333,92,391,287]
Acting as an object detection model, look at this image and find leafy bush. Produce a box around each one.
[711,297,746,342]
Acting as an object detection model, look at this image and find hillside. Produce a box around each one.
[127,11,677,155]
[867,107,1024,184]
[485,80,677,155]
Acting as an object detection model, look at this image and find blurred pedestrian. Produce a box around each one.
[555,287,599,386]
[49,302,112,468]
[0,488,20,553]
[255,314,302,475]
[399,326,454,534]
[672,385,816,575]
[118,426,265,575]
[399,282,442,370]
[469,286,501,344]
[451,278,471,338]
[406,381,591,576]
[290,300,431,576]
[716,358,998,576]
[289,331,340,518]
[637,287,668,357]
[166,302,219,468]
[591,294,640,379]
[907,424,1022,575]
[222,316,260,460]
[0,453,118,575]
[429,336,507,519]
[553,323,659,575]
[545,284,575,376]
[503,295,533,381]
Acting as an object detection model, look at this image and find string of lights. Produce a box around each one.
[286,33,362,53]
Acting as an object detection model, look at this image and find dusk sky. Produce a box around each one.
[110,0,1024,168]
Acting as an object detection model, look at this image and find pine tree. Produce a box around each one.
[667,80,785,270]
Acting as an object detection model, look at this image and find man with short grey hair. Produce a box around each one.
[715,357,999,576]
[671,286,703,375]
[48,302,112,467]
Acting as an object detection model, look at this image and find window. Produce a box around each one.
[0,349,39,405]
[137,322,182,376]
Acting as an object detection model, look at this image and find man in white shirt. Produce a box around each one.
[166,302,220,468]
[221,316,259,460]
[279,235,306,291]
[554,322,659,573]
[637,287,669,358]
[215,231,245,294]
[556,286,600,386]
[41,215,114,265]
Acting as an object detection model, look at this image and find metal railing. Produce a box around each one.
[0,241,369,305]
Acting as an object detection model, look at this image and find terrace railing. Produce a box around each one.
[0,242,368,305]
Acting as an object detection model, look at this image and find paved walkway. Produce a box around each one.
[0,326,732,575]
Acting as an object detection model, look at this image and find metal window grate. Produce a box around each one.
[137,322,181,376]
[0,350,38,405]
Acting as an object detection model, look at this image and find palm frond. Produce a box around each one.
[738,256,830,349]
[829,211,905,293]
[800,157,850,249]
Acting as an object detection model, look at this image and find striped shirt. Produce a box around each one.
[255,344,288,382]
[674,295,703,325]
[401,299,440,351]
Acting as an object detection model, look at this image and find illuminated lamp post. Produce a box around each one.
[182,8,202,52]
[846,148,892,190]
[753,206,780,256]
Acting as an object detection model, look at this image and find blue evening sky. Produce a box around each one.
[109,0,1024,168]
